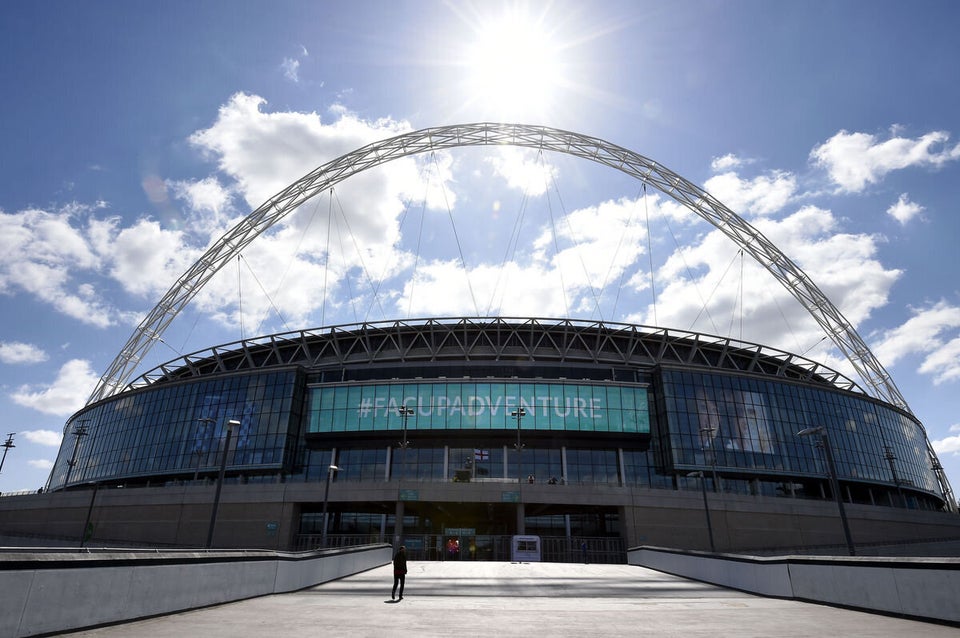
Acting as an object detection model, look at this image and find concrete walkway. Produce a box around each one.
[66,562,956,637]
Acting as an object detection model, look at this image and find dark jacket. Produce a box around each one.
[393,549,407,574]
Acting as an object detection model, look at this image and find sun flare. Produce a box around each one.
[463,9,564,119]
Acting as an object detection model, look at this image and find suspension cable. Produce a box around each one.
[739,248,744,341]
[236,254,244,340]
[726,249,744,340]
[600,186,643,321]
[643,184,658,326]
[548,153,603,321]
[240,254,290,333]
[405,185,429,319]
[433,152,480,316]
[254,187,327,335]
[326,188,388,322]
[321,188,333,326]
[333,202,361,324]
[544,173,571,318]
[487,187,530,316]
[693,248,741,333]
[663,218,719,334]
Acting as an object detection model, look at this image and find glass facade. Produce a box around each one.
[48,369,302,489]
[47,356,944,512]
[658,368,939,493]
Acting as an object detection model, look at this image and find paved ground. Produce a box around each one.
[65,562,957,637]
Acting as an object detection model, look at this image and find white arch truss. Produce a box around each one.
[89,123,908,413]
[87,122,960,507]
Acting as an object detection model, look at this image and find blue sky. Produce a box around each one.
[2,0,960,498]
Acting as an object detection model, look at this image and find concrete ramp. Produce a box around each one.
[69,562,955,637]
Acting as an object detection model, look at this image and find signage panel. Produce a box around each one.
[308,381,649,434]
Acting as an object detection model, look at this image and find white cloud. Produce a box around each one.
[639,204,901,371]
[103,218,196,298]
[811,128,960,192]
[397,195,652,319]
[281,57,300,82]
[886,193,924,225]
[932,432,960,456]
[874,300,960,384]
[917,336,960,385]
[0,341,48,364]
[0,205,114,327]
[28,459,54,470]
[10,359,100,417]
[486,147,557,196]
[180,93,460,331]
[704,170,796,217]
[22,429,62,446]
[710,153,745,172]
[0,95,437,336]
[189,93,415,208]
[169,177,234,231]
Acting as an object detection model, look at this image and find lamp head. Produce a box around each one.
[796,426,825,437]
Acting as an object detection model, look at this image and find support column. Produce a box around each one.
[394,501,405,547]
[516,502,525,535]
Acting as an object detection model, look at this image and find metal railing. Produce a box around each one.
[294,533,626,563]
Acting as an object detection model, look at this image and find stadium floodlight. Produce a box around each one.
[797,426,855,556]
[686,471,716,552]
[512,408,526,483]
[206,419,240,548]
[0,433,15,475]
[321,464,341,548]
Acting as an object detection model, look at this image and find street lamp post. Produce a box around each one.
[80,482,100,547]
[687,471,716,552]
[883,446,906,508]
[396,406,413,481]
[511,408,526,483]
[699,426,720,492]
[0,433,15,474]
[397,406,414,450]
[63,420,90,488]
[205,419,240,548]
[321,464,341,548]
[797,426,855,556]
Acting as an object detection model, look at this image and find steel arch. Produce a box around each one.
[89,123,906,412]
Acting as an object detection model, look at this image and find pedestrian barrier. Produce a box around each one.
[0,543,391,638]
[628,545,960,624]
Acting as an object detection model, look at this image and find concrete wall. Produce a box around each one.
[0,544,391,638]
[622,488,960,553]
[3,482,960,553]
[628,546,960,624]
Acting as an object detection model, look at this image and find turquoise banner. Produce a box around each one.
[307,381,649,434]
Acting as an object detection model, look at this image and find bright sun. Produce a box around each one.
[464,9,564,119]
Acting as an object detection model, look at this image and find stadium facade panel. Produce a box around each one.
[37,318,952,555]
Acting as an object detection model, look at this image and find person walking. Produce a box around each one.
[391,545,407,600]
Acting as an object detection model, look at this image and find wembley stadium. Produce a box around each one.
[3,124,960,560]
[13,316,959,560]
